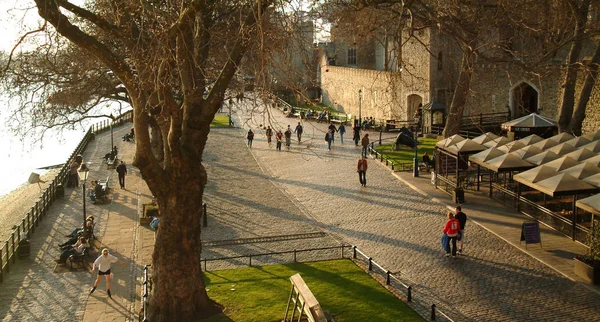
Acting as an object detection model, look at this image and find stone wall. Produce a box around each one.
[320,64,403,121]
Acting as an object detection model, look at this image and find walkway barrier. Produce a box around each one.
[199,244,454,322]
[142,264,152,322]
[367,142,414,173]
[0,110,133,284]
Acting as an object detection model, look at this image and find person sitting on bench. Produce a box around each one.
[59,221,94,249]
[66,216,95,237]
[55,237,89,265]
[422,152,431,172]
[92,180,105,204]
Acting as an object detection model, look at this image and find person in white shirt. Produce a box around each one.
[89,248,126,298]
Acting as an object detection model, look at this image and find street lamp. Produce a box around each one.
[413,131,419,177]
[358,89,363,127]
[110,113,114,153]
[78,162,90,233]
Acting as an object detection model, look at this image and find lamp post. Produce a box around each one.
[358,89,363,127]
[413,131,419,177]
[78,163,90,232]
[110,113,114,154]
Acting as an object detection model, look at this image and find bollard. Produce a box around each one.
[202,203,207,227]
[431,304,436,321]
[407,286,412,302]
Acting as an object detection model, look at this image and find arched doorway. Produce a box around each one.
[407,94,423,121]
[511,82,539,118]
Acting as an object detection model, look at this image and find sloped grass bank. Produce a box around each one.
[202,259,422,322]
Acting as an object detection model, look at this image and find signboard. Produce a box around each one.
[520,221,542,249]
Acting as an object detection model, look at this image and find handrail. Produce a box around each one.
[142,264,151,322]
[0,110,133,284]
[199,244,454,322]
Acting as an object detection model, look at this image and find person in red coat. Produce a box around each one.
[357,156,368,187]
[443,212,460,257]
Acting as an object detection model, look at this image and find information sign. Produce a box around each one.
[520,221,542,249]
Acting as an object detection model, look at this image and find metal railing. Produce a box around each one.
[142,264,152,322]
[195,244,454,321]
[367,139,416,173]
[0,110,133,283]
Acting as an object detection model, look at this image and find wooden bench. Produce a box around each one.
[106,156,118,169]
[68,247,89,269]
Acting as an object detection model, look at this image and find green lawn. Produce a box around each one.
[202,259,422,322]
[211,115,230,127]
[374,137,439,165]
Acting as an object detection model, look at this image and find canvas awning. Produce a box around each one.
[543,156,581,172]
[576,193,600,214]
[501,113,557,131]
[469,148,506,166]
[559,162,600,180]
[483,136,512,148]
[565,136,591,148]
[497,141,526,153]
[549,132,575,143]
[481,153,535,172]
[472,132,499,145]
[532,138,559,151]
[516,134,544,146]
[526,150,560,165]
[579,140,600,153]
[583,173,600,188]
[436,134,466,149]
[510,145,543,160]
[514,165,559,184]
[445,139,488,155]
[526,173,599,197]
[564,148,596,162]
[547,142,577,156]
[583,155,600,167]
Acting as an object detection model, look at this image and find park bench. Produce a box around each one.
[105,155,118,169]
[68,247,89,269]
[94,176,111,204]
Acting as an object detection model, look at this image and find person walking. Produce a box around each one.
[276,130,283,151]
[357,155,368,187]
[326,129,334,151]
[90,248,126,298]
[338,123,346,143]
[284,126,292,149]
[265,126,273,147]
[247,129,254,148]
[328,122,337,143]
[443,212,460,258]
[455,206,467,254]
[353,125,361,146]
[294,122,303,143]
[116,161,127,189]
[361,133,370,157]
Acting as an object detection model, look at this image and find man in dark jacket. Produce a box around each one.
[116,161,128,189]
[455,206,467,254]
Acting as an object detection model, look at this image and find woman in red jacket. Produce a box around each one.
[357,156,368,187]
[443,212,460,257]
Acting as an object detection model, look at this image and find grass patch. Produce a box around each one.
[202,259,422,322]
[374,137,439,165]
[211,115,230,127]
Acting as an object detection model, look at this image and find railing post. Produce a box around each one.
[391,163,395,171]
[249,255,252,267]
[11,233,15,264]
[431,304,436,321]
[368,257,372,271]
[379,129,382,145]
[385,271,390,285]
[407,286,412,302]
[293,249,297,262]
[202,203,208,227]
[0,249,3,283]
[4,242,9,273]
[23,219,27,239]
[204,259,207,272]
[352,246,357,259]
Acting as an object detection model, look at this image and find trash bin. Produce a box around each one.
[56,184,65,198]
[18,239,31,258]
[453,187,465,204]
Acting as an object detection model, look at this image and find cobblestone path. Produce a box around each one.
[229,99,600,322]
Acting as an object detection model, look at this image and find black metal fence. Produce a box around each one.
[0,110,133,283]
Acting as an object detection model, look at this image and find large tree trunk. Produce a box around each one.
[442,48,474,138]
[148,168,209,321]
[557,0,590,133]
[570,43,600,136]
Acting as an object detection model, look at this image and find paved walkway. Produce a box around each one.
[230,97,600,322]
